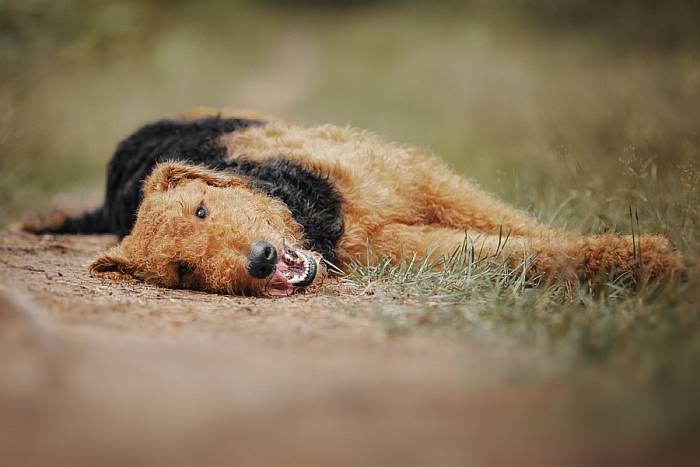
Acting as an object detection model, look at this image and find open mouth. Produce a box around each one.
[266,245,318,296]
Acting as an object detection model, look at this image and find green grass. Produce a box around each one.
[2,0,699,447]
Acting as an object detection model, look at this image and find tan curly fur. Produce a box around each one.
[87,108,683,295]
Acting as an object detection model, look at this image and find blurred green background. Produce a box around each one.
[1,0,699,241]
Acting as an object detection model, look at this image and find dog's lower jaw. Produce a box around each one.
[266,272,294,296]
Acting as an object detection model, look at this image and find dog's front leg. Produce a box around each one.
[355,224,682,287]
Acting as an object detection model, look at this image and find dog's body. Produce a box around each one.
[25,109,682,296]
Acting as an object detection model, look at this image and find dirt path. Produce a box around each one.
[0,231,681,467]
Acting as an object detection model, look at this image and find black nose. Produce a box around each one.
[247,241,278,279]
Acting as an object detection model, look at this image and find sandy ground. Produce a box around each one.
[0,230,690,467]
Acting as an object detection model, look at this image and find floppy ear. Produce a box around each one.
[144,162,242,195]
[89,245,136,280]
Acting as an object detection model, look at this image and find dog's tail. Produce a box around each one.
[22,206,111,235]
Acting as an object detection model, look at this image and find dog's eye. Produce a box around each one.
[178,263,193,277]
[195,206,207,219]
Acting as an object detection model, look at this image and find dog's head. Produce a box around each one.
[90,162,325,296]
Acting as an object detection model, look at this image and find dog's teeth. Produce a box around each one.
[288,270,308,285]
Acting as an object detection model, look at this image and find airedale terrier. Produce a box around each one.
[25,109,683,296]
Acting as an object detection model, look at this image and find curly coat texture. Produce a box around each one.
[25,108,684,296]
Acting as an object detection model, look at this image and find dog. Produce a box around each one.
[24,108,683,296]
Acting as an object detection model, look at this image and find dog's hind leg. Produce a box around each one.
[359,224,683,286]
[416,163,554,237]
[407,163,683,284]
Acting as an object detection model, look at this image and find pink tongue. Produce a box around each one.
[267,268,293,296]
